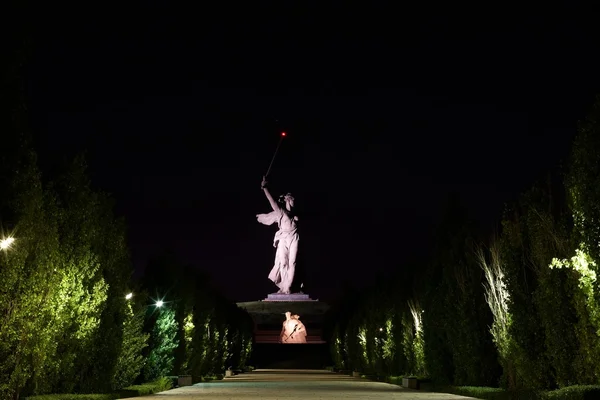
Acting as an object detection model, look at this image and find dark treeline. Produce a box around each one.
[0,28,252,400]
[329,99,600,397]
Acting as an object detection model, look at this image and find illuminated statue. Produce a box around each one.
[256,176,299,294]
[280,311,307,344]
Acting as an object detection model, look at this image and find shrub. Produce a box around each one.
[25,395,116,400]
[387,376,402,385]
[449,386,540,400]
[119,377,172,398]
[544,385,600,400]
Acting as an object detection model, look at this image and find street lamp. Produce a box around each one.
[156,300,164,307]
[0,237,15,250]
[125,293,133,300]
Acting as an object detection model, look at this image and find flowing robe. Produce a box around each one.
[257,209,299,293]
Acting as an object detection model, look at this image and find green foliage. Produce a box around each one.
[498,180,591,389]
[24,378,173,400]
[448,386,511,400]
[143,308,179,381]
[401,311,418,375]
[112,302,149,390]
[141,253,253,382]
[0,151,62,399]
[0,29,251,398]
[441,385,600,400]
[501,197,553,389]
[25,395,117,400]
[478,243,511,368]
[0,154,148,398]
[119,377,172,397]
[387,376,402,385]
[563,97,600,384]
[329,97,600,394]
[543,385,600,400]
[407,301,426,376]
[566,97,600,265]
[420,199,500,387]
[330,283,423,378]
[180,312,195,373]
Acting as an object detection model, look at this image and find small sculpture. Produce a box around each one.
[280,311,307,344]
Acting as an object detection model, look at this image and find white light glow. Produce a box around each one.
[0,237,15,250]
[125,293,133,300]
[156,300,164,307]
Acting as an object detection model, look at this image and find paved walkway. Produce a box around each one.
[130,369,477,399]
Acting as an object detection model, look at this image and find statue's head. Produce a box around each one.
[278,193,295,209]
[292,314,300,320]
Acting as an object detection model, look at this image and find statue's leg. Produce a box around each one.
[279,240,292,294]
[270,243,286,292]
[281,237,298,293]
[285,236,299,293]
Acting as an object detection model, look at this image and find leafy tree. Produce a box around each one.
[142,251,253,381]
[501,186,557,389]
[561,99,600,383]
[566,97,600,267]
[0,150,60,400]
[112,299,150,389]
[420,197,499,386]
[144,307,179,381]
[0,14,56,399]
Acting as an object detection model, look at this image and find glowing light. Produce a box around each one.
[281,132,286,137]
[156,300,164,307]
[0,237,15,250]
[125,293,133,300]
[379,327,383,332]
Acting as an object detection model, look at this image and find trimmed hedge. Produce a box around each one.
[367,374,600,400]
[26,377,173,400]
[24,395,116,400]
[544,385,600,400]
[442,385,600,400]
[449,386,521,400]
[119,377,172,398]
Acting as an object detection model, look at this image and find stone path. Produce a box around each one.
[129,369,478,399]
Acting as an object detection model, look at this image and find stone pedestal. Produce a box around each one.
[225,370,234,377]
[237,299,329,344]
[264,293,315,302]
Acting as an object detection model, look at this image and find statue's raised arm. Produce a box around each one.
[261,176,280,212]
[256,176,281,226]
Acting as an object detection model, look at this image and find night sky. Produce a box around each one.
[25,4,599,302]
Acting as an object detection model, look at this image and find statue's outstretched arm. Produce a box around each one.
[263,187,280,212]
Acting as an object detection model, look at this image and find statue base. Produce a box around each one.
[263,293,315,302]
